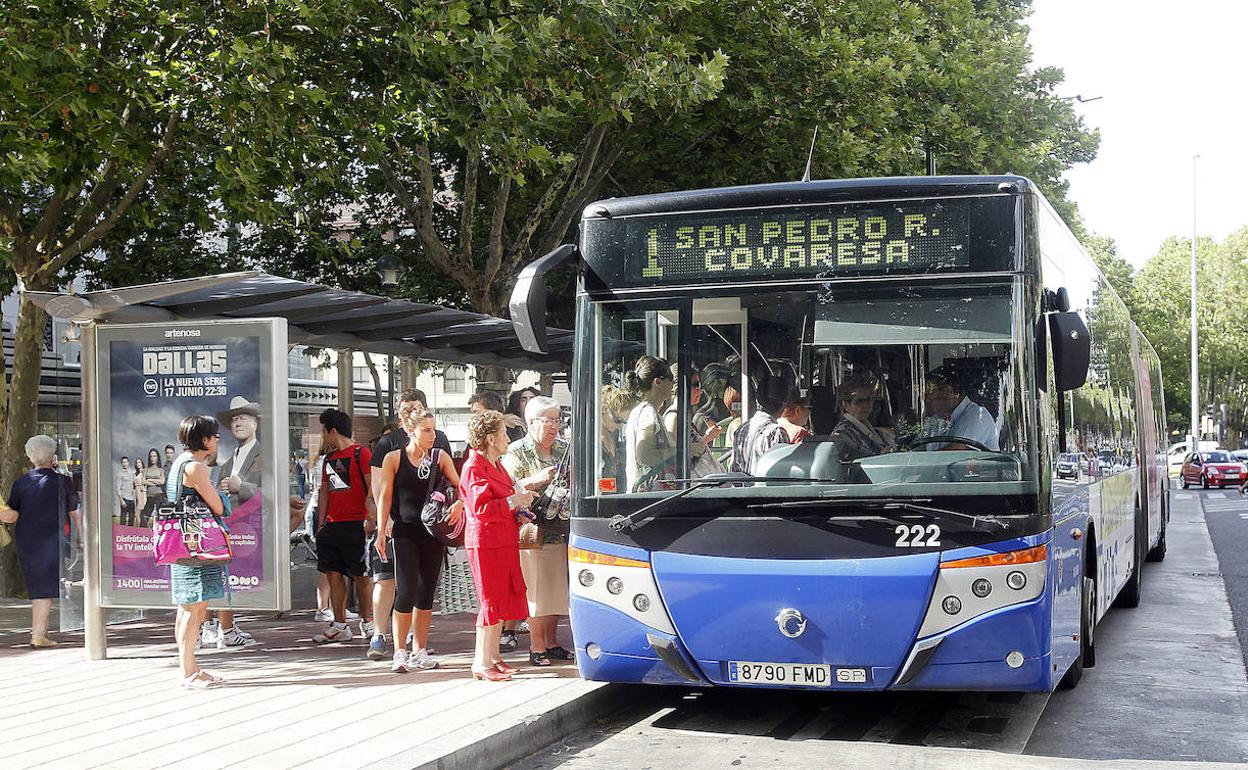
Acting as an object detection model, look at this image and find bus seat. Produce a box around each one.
[754,440,843,483]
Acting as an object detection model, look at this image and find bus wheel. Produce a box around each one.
[1060,575,1096,690]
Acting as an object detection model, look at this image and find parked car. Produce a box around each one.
[1232,449,1248,465]
[1180,450,1248,489]
[1170,440,1222,476]
[1056,453,1080,480]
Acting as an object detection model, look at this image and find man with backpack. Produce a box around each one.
[313,408,376,644]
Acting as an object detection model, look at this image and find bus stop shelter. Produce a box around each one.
[26,271,571,659]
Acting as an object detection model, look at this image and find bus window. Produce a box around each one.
[582,280,1031,499]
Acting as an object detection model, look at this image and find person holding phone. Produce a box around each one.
[459,410,536,681]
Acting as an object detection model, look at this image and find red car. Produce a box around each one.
[1180,450,1247,489]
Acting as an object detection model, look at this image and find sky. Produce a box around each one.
[1027,1,1248,268]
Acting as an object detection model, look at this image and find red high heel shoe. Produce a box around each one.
[472,666,511,681]
[493,661,517,675]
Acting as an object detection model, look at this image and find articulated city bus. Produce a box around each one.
[511,175,1167,691]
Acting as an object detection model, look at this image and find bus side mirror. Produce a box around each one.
[1049,311,1090,391]
[509,244,578,354]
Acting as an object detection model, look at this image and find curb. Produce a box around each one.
[418,682,641,770]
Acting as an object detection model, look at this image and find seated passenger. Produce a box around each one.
[830,376,893,462]
[730,377,791,475]
[922,367,999,451]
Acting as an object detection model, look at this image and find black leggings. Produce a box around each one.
[393,523,445,613]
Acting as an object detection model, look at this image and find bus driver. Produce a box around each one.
[922,366,999,451]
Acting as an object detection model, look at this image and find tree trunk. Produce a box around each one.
[2,292,46,492]
[363,353,388,421]
[0,291,46,598]
[474,365,517,397]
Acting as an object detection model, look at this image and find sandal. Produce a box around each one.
[182,671,222,690]
[545,646,575,661]
[529,651,552,667]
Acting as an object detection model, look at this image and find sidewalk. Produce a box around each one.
[0,609,620,770]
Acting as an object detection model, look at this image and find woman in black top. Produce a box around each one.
[376,403,462,673]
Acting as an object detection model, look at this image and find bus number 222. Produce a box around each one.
[895,524,941,548]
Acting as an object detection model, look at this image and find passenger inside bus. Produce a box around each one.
[829,375,895,463]
[730,373,792,475]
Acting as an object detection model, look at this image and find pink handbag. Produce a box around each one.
[154,508,233,567]
[153,459,232,567]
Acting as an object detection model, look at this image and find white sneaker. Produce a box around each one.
[516,620,531,634]
[312,622,353,644]
[345,608,360,621]
[360,619,375,639]
[390,650,409,673]
[199,619,220,648]
[217,624,259,650]
[314,608,333,622]
[409,648,439,670]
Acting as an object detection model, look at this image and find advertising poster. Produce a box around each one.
[94,320,289,609]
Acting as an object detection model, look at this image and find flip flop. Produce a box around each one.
[182,671,222,689]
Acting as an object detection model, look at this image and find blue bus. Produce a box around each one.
[511,175,1167,691]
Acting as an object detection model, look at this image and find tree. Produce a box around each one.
[0,1,365,491]
[1086,234,1135,313]
[1134,230,1248,441]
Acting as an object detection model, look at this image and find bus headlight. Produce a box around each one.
[569,546,675,635]
[917,543,1048,638]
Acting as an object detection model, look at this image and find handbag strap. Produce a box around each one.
[426,448,442,499]
[165,453,191,501]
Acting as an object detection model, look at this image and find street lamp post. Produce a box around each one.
[1191,155,1200,450]
[375,255,404,422]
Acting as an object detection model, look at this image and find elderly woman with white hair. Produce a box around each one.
[1,435,79,648]
[502,394,574,666]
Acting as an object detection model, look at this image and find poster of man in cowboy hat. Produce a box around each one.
[216,395,263,506]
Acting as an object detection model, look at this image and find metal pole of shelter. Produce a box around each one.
[81,322,107,659]
[1190,155,1200,451]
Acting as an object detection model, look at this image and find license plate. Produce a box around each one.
[1227,474,1240,479]
[727,661,834,686]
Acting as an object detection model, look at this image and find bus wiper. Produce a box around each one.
[752,497,1009,532]
[607,473,838,533]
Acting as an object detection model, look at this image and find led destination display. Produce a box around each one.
[581,195,1023,289]
[631,202,970,281]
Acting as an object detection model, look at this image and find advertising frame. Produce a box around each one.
[88,318,290,611]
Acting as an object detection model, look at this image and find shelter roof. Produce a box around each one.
[27,272,571,371]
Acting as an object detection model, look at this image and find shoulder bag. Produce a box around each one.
[153,457,233,567]
[420,449,464,548]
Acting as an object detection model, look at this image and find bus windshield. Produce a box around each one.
[581,279,1034,504]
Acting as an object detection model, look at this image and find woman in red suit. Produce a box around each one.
[460,410,537,681]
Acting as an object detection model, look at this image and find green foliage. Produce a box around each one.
[1134,229,1248,442]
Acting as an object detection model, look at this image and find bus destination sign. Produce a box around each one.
[621,201,972,283]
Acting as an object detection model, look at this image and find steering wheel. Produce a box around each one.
[895,434,994,452]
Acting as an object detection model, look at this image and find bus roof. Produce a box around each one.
[584,174,1036,220]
